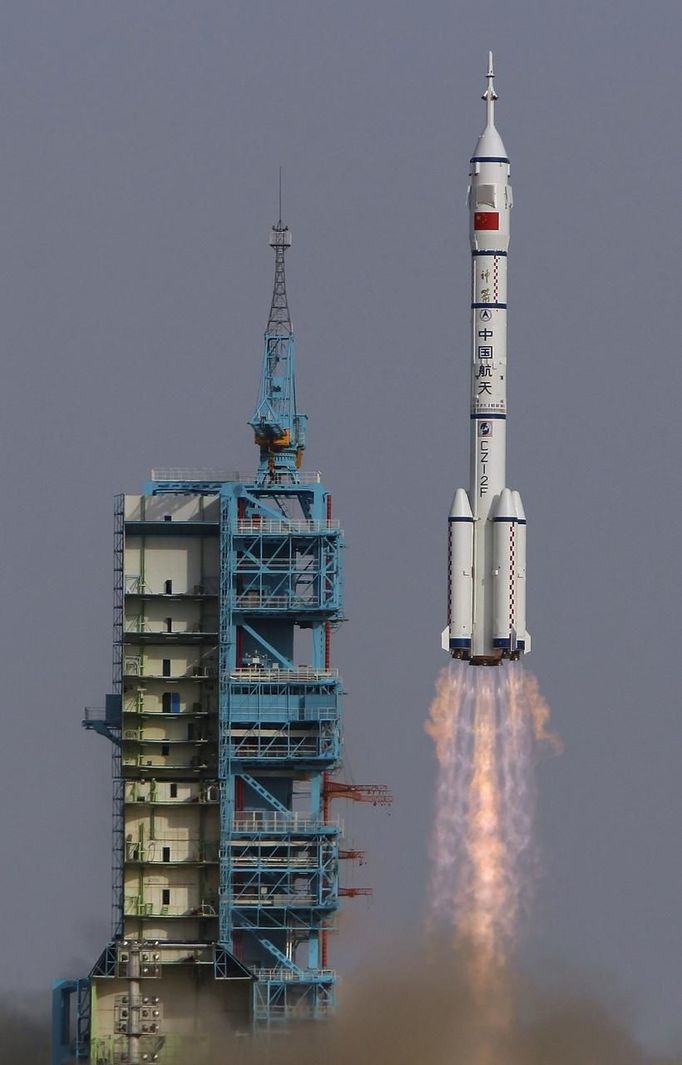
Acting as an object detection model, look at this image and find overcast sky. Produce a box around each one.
[0,0,680,1055]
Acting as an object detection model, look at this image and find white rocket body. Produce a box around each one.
[442,55,531,666]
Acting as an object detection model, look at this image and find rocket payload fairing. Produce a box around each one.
[442,54,531,666]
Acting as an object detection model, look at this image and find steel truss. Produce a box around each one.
[219,478,344,1022]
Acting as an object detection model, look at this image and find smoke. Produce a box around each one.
[1,967,679,1065]
[195,947,679,1065]
[0,996,50,1065]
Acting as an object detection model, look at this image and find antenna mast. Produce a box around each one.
[249,176,307,480]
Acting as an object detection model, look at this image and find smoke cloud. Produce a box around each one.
[4,958,679,1063]
[199,947,679,1065]
[0,997,50,1065]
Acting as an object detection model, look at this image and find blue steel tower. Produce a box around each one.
[221,216,343,1019]
[53,217,388,1064]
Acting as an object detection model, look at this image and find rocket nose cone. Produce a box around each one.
[511,490,526,521]
[493,487,516,520]
[449,488,474,520]
[473,123,508,160]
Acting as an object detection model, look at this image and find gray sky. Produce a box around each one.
[0,0,680,1054]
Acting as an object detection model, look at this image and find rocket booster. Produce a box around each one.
[442,54,531,666]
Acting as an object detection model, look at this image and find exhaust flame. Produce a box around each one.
[426,662,557,1057]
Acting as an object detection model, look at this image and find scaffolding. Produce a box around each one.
[215,474,343,1022]
[53,217,387,1063]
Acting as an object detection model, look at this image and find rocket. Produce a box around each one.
[442,53,531,666]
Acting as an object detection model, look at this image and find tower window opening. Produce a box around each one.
[162,659,171,677]
[164,580,173,595]
[162,691,180,714]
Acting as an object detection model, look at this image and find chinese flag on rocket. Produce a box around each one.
[474,211,499,230]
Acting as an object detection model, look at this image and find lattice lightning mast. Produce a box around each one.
[249,213,307,478]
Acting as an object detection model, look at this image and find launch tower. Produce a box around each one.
[53,215,389,1064]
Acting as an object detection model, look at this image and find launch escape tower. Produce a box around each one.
[53,218,391,1064]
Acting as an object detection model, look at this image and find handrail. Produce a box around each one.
[232,593,325,609]
[122,660,218,679]
[229,668,339,681]
[236,519,340,534]
[124,575,220,596]
[150,468,322,485]
[252,968,335,981]
[231,813,341,833]
[124,620,218,634]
